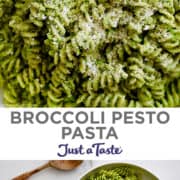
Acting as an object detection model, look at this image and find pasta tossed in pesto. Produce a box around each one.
[0,0,180,107]
[84,168,139,180]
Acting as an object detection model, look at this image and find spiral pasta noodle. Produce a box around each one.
[0,0,179,107]
[85,168,139,180]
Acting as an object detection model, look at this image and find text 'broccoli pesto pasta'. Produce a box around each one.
[0,0,180,107]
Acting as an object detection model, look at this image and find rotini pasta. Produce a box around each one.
[84,168,139,180]
[0,0,179,107]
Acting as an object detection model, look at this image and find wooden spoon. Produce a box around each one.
[12,160,83,180]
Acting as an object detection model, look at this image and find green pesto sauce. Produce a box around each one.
[0,0,179,107]
[85,168,139,180]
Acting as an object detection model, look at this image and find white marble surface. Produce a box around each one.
[0,160,180,180]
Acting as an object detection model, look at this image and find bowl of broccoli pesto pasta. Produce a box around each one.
[0,0,179,107]
[80,163,158,180]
